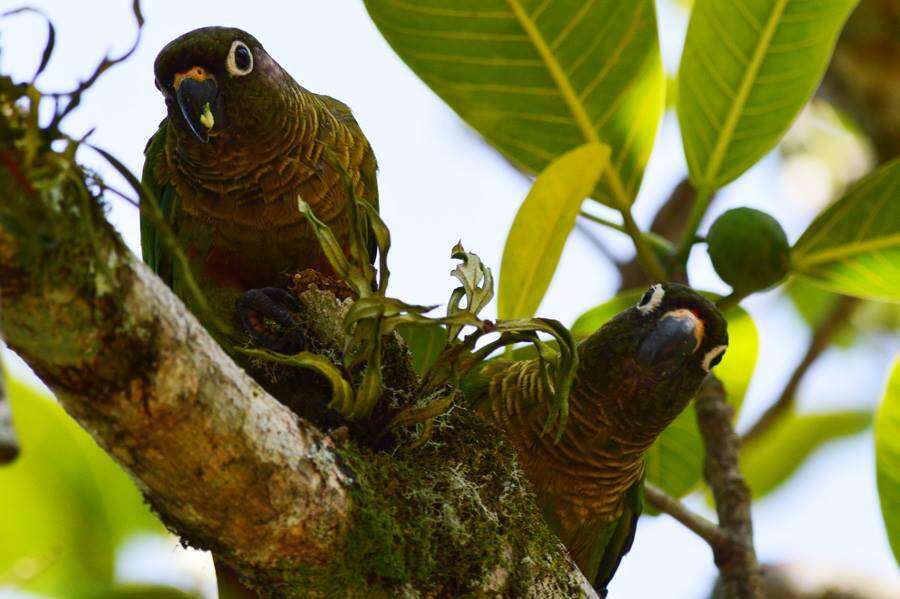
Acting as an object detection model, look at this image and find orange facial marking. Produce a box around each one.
[173,66,213,90]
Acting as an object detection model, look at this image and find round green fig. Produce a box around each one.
[706,207,790,294]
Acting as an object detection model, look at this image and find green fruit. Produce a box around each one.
[707,208,790,294]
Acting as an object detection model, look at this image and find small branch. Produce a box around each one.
[644,482,726,549]
[741,295,859,444]
[696,376,762,598]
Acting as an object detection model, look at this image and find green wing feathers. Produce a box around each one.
[593,480,643,596]
[140,119,175,286]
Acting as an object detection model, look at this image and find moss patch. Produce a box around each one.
[275,409,582,597]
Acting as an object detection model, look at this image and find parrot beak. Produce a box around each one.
[174,68,220,143]
[636,309,704,373]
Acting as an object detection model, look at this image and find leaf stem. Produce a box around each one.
[620,207,668,282]
[579,211,673,255]
[675,185,714,265]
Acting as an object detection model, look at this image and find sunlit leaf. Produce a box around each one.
[572,289,758,498]
[792,157,900,303]
[363,0,664,206]
[875,354,900,566]
[741,410,871,499]
[498,142,609,319]
[0,379,163,596]
[679,0,858,190]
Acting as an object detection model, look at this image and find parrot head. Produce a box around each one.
[153,26,292,144]
[577,283,729,434]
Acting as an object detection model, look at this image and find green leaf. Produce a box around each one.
[876,354,900,566]
[398,323,447,375]
[741,410,871,500]
[678,0,858,190]
[498,142,610,319]
[363,0,664,206]
[572,289,759,498]
[0,378,164,596]
[792,158,900,303]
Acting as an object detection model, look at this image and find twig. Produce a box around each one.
[696,376,762,598]
[741,295,859,444]
[644,482,726,548]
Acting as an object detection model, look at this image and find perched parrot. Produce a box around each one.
[473,283,729,596]
[141,26,377,349]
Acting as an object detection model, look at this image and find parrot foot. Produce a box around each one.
[236,287,308,354]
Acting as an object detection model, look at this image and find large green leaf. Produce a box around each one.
[678,0,858,190]
[875,354,900,566]
[571,289,759,498]
[363,0,664,206]
[792,158,900,303]
[0,379,164,596]
[741,410,871,500]
[498,142,609,318]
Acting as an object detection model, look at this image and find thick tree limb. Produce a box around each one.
[0,167,353,576]
[696,377,762,599]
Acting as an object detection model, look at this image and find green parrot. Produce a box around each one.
[473,283,729,596]
[141,26,378,350]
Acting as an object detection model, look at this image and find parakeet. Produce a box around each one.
[141,26,377,348]
[473,283,729,595]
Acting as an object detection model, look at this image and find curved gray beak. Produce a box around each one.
[637,309,703,371]
[176,76,219,143]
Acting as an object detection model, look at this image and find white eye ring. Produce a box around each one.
[226,40,253,77]
[702,345,727,372]
[636,284,665,315]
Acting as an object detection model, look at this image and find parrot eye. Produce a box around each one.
[227,40,253,76]
[702,345,727,372]
[636,284,664,315]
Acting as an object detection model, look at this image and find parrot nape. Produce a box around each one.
[141,26,378,351]
[473,283,728,595]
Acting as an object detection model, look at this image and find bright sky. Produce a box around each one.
[2,1,898,597]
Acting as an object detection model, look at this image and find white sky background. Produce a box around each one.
[2,1,899,597]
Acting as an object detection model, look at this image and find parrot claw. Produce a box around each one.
[236,287,308,354]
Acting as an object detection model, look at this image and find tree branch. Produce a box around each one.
[695,377,762,598]
[644,482,726,549]
[0,171,353,576]
[741,295,858,445]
